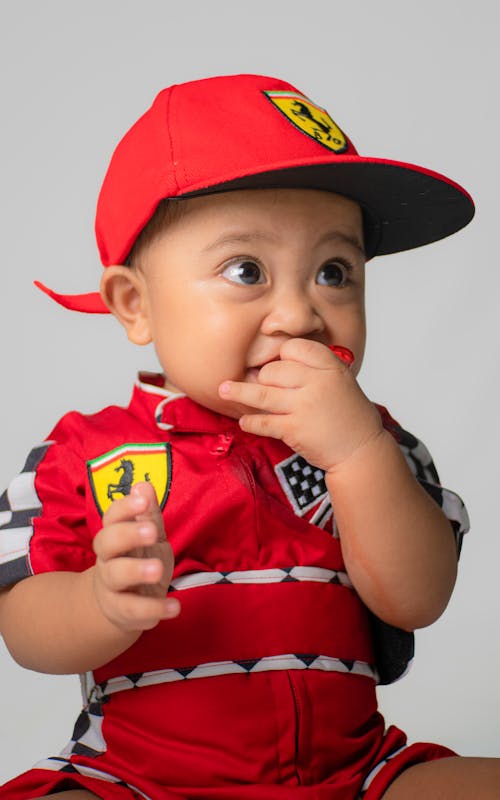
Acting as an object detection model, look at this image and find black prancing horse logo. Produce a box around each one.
[106,458,150,501]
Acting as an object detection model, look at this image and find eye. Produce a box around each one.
[221,259,264,285]
[317,261,350,288]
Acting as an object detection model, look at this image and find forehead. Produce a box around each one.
[161,188,364,249]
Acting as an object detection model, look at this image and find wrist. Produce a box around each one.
[325,425,391,481]
[85,567,142,649]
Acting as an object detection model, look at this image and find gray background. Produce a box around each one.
[1,0,498,782]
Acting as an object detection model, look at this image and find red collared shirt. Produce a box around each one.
[0,373,469,687]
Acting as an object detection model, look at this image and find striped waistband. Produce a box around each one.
[83,653,378,705]
[90,565,377,698]
[169,565,352,591]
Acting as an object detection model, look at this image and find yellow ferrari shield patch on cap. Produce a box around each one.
[87,442,172,516]
[264,90,347,153]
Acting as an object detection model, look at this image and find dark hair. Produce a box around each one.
[126,191,372,267]
[125,198,188,268]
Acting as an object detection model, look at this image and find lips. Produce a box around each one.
[246,354,281,377]
[255,355,281,369]
[246,358,279,383]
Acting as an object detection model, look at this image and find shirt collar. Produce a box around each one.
[131,372,242,435]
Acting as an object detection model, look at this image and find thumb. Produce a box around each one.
[131,481,167,543]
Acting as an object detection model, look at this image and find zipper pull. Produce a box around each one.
[210,432,234,456]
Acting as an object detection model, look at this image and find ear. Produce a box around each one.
[100,266,152,345]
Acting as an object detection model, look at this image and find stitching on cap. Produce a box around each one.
[164,84,180,195]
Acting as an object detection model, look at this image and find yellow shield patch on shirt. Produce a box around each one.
[264,90,347,153]
[87,443,172,516]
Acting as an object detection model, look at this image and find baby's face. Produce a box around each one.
[134,188,366,418]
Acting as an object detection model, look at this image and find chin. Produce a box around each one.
[213,397,258,421]
[188,391,242,420]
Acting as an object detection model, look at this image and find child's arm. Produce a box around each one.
[324,428,457,630]
[219,338,457,633]
[0,482,180,674]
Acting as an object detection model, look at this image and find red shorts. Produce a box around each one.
[0,672,455,800]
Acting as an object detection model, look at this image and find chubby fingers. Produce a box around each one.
[94,516,172,591]
[94,516,160,562]
[218,342,352,413]
[219,373,292,441]
[99,552,165,594]
[219,377,293,415]
[131,481,167,543]
[93,517,180,629]
[102,481,156,525]
[280,338,353,369]
[102,481,166,542]
[96,482,174,599]
[93,571,180,631]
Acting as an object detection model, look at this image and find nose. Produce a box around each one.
[260,287,325,338]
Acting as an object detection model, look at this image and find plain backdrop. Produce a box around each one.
[1,0,498,784]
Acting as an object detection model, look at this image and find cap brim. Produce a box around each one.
[178,157,474,258]
[37,156,474,314]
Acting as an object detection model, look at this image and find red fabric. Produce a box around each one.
[363,737,457,799]
[34,280,108,314]
[96,583,374,683]
[0,772,144,800]
[95,74,473,267]
[0,377,458,799]
[0,722,456,800]
[27,378,376,683]
[36,74,474,313]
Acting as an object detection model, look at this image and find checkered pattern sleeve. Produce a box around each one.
[396,427,470,557]
[0,413,93,589]
[376,404,470,556]
[372,406,470,685]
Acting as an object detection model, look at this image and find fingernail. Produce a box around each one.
[219,381,232,396]
[138,523,155,540]
[164,598,181,618]
[131,486,146,508]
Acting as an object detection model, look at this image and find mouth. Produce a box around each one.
[246,355,281,383]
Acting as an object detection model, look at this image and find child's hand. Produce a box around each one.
[92,481,180,633]
[219,338,383,472]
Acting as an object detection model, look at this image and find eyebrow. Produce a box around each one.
[202,231,277,252]
[316,231,366,258]
[202,230,366,258]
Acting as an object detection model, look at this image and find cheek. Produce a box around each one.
[196,296,258,351]
[330,303,366,372]
[153,296,255,379]
[327,299,365,337]
[149,289,203,346]
[352,311,367,376]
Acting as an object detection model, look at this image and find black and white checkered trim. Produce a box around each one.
[31,757,151,799]
[275,454,328,516]
[398,430,440,484]
[273,431,470,552]
[33,736,403,800]
[81,654,378,703]
[399,430,470,553]
[359,744,408,795]
[169,566,352,592]
[310,495,335,530]
[0,443,51,587]
[59,690,107,760]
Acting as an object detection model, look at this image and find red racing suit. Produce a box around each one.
[0,373,469,800]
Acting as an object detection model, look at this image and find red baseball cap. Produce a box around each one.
[36,73,474,313]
